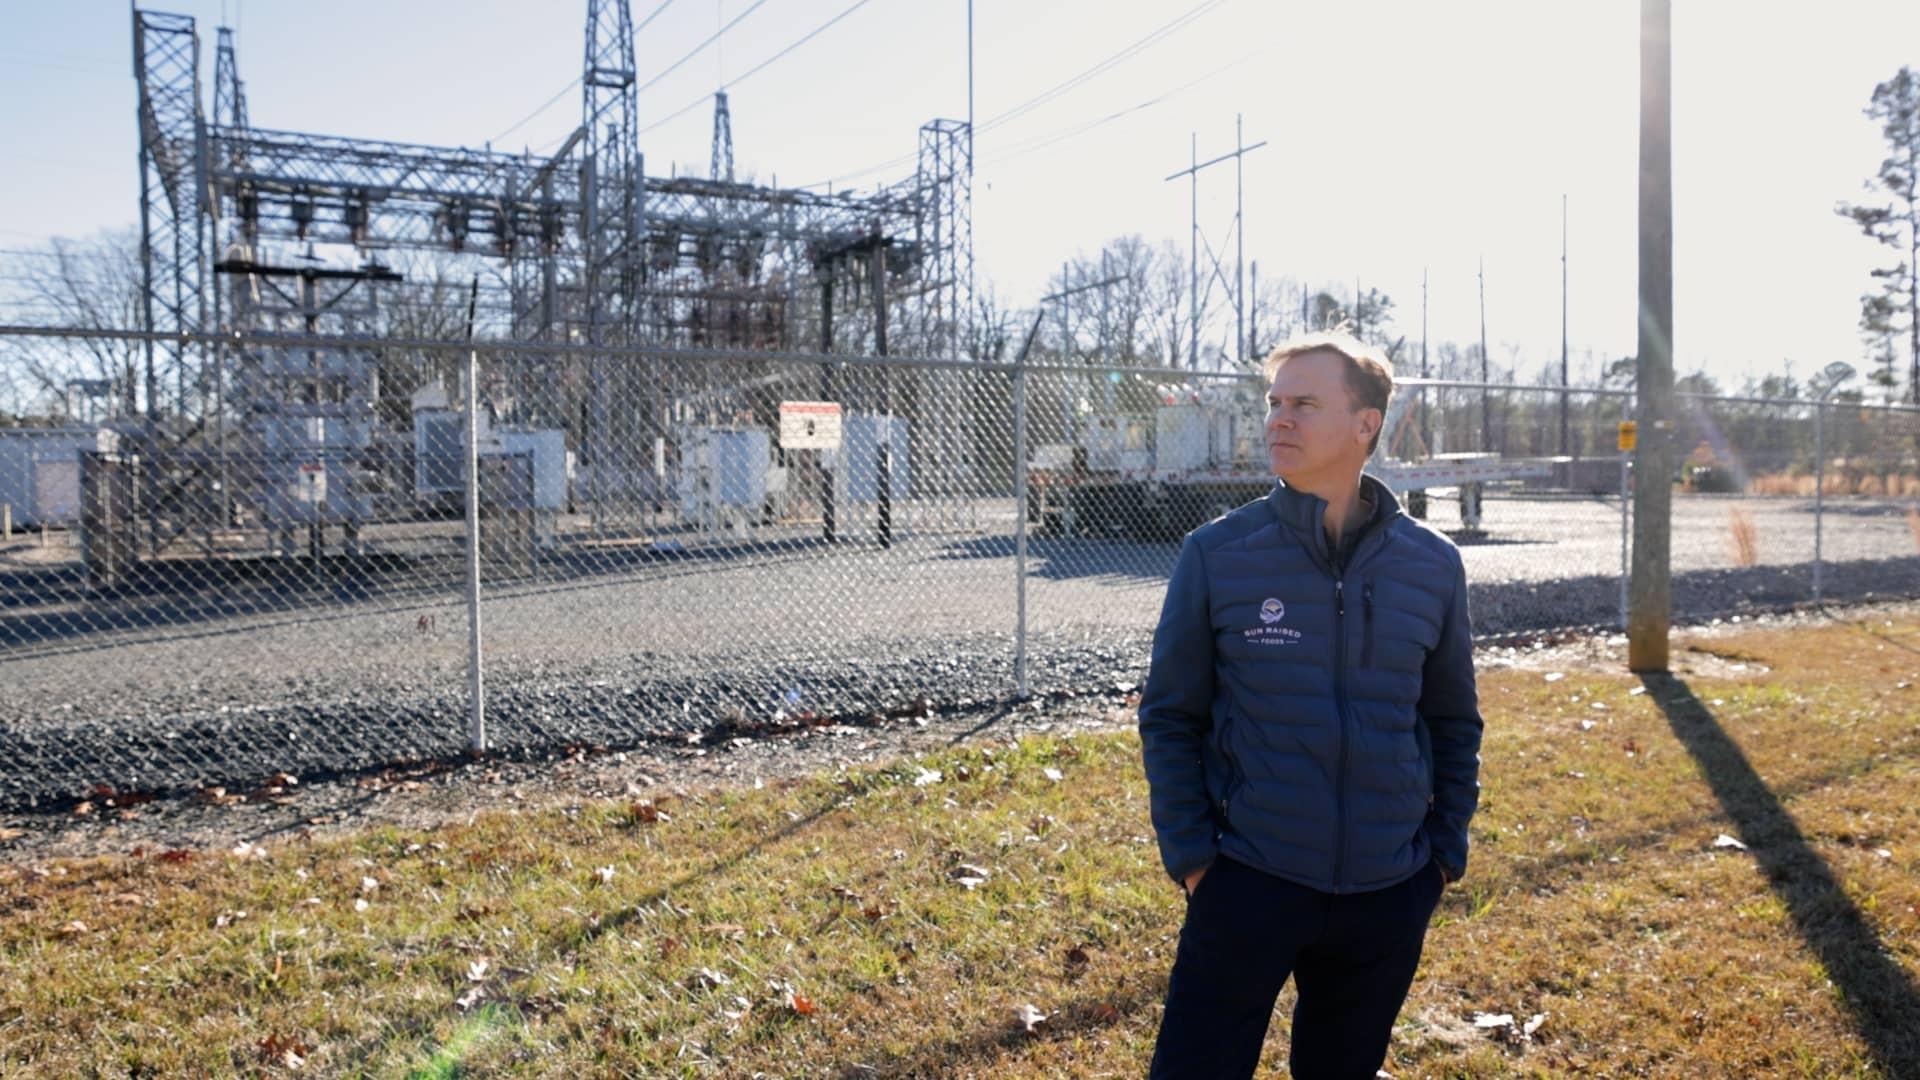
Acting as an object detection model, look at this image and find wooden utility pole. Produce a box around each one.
[1630,0,1674,672]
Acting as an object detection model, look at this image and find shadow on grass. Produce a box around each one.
[1640,672,1920,1076]
[831,978,1165,1079]
[329,774,893,1074]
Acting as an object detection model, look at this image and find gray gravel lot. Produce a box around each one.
[2,491,1916,812]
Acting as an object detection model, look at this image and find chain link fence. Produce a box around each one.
[4,325,1920,810]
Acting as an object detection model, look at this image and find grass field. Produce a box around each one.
[3,614,1919,1077]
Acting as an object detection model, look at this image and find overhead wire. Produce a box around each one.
[636,0,876,137]
[489,0,682,147]
[633,0,771,97]
[801,0,1225,190]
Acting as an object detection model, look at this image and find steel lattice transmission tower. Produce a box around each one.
[112,0,972,573]
[710,91,734,183]
[133,10,207,425]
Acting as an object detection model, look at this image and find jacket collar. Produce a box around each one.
[1264,472,1403,553]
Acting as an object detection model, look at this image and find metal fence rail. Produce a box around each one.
[3,324,1919,810]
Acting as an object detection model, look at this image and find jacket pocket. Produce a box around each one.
[1214,714,1245,827]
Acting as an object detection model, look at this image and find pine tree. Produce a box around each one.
[1838,67,1920,404]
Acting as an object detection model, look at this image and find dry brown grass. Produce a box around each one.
[1727,508,1760,566]
[3,619,1920,1076]
[1751,468,1920,498]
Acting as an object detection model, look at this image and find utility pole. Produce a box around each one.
[1421,266,1431,453]
[1249,259,1259,361]
[1165,123,1266,370]
[1561,193,1571,458]
[1479,256,1491,452]
[1235,113,1246,369]
[1630,0,1674,672]
[1188,133,1197,369]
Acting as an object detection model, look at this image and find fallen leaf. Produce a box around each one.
[1543,672,1565,683]
[1473,1012,1515,1029]
[467,958,490,982]
[689,967,730,991]
[1523,1013,1548,1037]
[912,767,943,787]
[789,992,817,1016]
[1015,1003,1049,1033]
[255,1032,311,1069]
[158,849,193,863]
[1712,834,1748,851]
[1042,767,1064,782]
[215,910,247,927]
[0,827,25,842]
[1064,945,1090,972]
[594,865,616,885]
[455,986,487,1011]
[70,801,95,818]
[57,920,89,936]
[1091,1002,1122,1023]
[353,898,369,913]
[231,841,269,861]
[949,863,992,890]
[359,876,379,895]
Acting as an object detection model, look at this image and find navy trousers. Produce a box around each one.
[1148,854,1446,1079]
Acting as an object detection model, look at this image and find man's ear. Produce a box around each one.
[1358,407,1383,445]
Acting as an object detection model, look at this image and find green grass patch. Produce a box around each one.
[3,616,1919,1076]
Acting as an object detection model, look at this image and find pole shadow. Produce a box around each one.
[1639,672,1920,1075]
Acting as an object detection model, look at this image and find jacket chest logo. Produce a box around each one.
[1245,597,1302,646]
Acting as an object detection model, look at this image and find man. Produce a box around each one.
[1139,330,1483,1079]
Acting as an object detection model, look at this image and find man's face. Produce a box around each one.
[1264,349,1381,485]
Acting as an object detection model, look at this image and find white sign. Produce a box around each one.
[295,462,327,504]
[778,401,843,450]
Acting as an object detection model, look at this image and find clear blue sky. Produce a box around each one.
[3,1,1917,389]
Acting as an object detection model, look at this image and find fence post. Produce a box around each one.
[1013,357,1030,700]
[461,280,487,753]
[1012,311,1047,701]
[1620,458,1630,630]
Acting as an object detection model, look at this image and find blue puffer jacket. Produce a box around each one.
[1138,475,1483,894]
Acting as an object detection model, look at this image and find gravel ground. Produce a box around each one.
[1,492,1917,815]
[6,595,1913,867]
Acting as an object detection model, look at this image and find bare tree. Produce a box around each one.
[0,228,145,420]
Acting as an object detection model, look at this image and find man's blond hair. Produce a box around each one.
[1262,329,1395,456]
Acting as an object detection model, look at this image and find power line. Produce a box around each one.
[491,78,583,147]
[977,0,1221,135]
[635,0,772,97]
[489,0,681,148]
[637,0,877,138]
[980,50,1255,168]
[803,0,1223,190]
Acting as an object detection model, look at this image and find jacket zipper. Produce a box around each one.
[1362,582,1375,668]
[1332,577,1351,891]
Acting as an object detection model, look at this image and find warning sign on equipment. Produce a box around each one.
[779,401,842,449]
